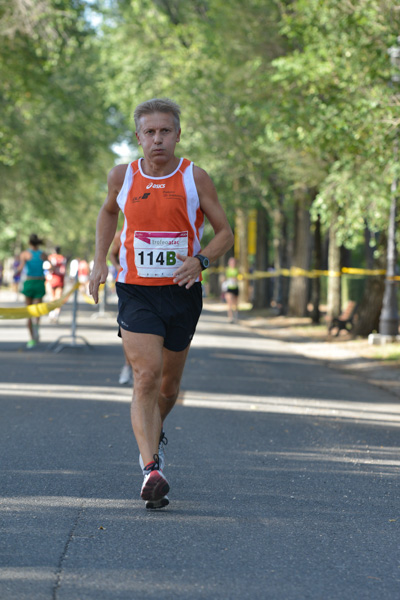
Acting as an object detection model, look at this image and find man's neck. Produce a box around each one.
[140,156,180,177]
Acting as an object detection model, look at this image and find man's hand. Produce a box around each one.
[173,253,203,289]
[89,261,109,304]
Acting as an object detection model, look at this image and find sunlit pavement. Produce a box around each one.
[1,289,399,599]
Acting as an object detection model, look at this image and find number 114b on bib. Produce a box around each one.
[134,231,188,278]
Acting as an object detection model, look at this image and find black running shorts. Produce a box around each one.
[116,282,203,352]
[226,287,239,297]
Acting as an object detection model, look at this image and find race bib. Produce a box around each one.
[134,231,188,278]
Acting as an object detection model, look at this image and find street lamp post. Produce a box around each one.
[379,37,400,337]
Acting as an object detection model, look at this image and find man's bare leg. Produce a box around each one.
[122,331,191,457]
[121,330,164,467]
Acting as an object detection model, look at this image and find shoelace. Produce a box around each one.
[159,431,168,447]
[144,454,160,473]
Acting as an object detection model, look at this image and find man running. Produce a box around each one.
[89,98,233,509]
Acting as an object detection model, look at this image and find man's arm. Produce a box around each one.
[173,166,234,288]
[89,164,127,303]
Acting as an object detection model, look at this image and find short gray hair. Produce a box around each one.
[134,98,181,132]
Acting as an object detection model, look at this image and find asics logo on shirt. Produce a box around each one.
[146,182,166,189]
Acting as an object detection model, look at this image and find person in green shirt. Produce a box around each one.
[224,257,239,323]
[17,233,47,348]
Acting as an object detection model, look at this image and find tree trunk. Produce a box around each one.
[236,207,249,303]
[272,197,289,314]
[253,207,270,309]
[208,257,222,297]
[353,276,385,336]
[288,193,312,317]
[364,225,375,269]
[353,239,386,337]
[310,214,322,323]
[327,214,341,320]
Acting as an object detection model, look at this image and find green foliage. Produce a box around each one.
[0,0,118,258]
[267,0,400,246]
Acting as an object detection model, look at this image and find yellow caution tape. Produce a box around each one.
[82,294,96,305]
[240,267,341,279]
[212,266,393,280]
[0,282,79,320]
[233,267,389,280]
[342,267,386,276]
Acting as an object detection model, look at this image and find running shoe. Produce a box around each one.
[26,339,37,349]
[119,364,132,385]
[139,430,168,471]
[141,457,170,502]
[145,496,169,510]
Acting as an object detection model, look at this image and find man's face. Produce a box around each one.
[136,112,180,163]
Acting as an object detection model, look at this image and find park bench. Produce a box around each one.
[328,300,358,336]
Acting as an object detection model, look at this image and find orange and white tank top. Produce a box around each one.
[116,157,205,286]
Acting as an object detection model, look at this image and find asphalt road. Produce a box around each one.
[0,290,399,599]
